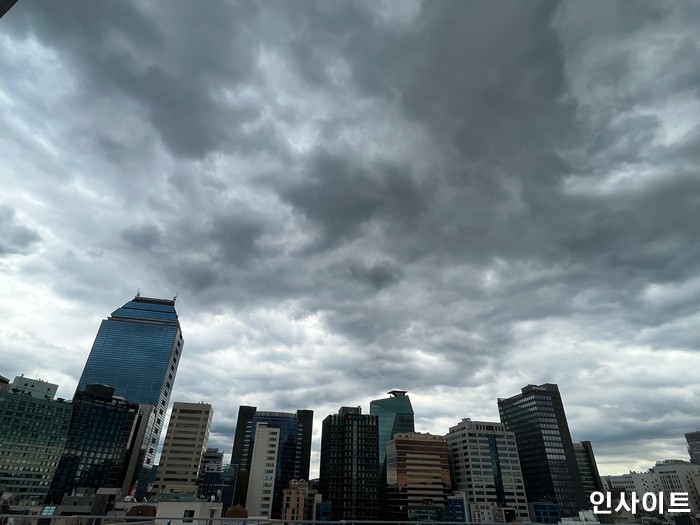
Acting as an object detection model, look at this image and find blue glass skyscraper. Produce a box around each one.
[76,294,183,494]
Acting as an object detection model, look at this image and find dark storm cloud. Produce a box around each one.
[0,204,41,255]
[2,0,700,475]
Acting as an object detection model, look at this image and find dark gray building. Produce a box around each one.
[685,431,700,465]
[47,384,148,503]
[320,406,379,520]
[498,384,587,518]
[573,441,605,502]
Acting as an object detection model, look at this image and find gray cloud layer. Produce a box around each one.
[2,0,700,476]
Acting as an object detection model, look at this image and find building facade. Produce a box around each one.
[154,402,213,496]
[445,418,529,522]
[573,441,605,502]
[685,431,700,466]
[47,384,145,503]
[229,406,313,518]
[386,432,452,520]
[498,383,587,518]
[245,422,280,518]
[0,377,72,503]
[76,294,184,493]
[320,406,379,520]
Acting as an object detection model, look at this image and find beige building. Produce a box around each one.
[445,419,529,522]
[154,402,213,495]
[245,422,280,517]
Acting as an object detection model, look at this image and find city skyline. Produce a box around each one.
[3,0,700,485]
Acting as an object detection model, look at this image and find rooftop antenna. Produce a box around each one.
[173,291,179,303]
[136,288,141,298]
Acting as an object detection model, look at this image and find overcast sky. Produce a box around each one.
[2,0,700,478]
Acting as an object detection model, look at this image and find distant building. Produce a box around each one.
[573,442,605,503]
[7,375,58,399]
[0,374,9,393]
[445,492,469,522]
[282,479,310,521]
[47,384,148,503]
[245,422,280,518]
[229,405,313,518]
[320,406,379,520]
[498,384,587,518]
[445,418,529,522]
[76,294,184,496]
[154,402,213,496]
[685,431,700,465]
[386,432,451,520]
[197,447,223,491]
[0,377,72,503]
[200,463,237,516]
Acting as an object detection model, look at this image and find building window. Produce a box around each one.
[183,510,195,523]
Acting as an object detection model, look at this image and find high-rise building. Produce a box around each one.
[47,384,148,503]
[229,406,313,518]
[685,431,700,465]
[573,441,605,503]
[245,422,280,518]
[320,406,379,520]
[154,402,213,496]
[445,419,529,522]
[386,432,452,521]
[498,384,587,518]
[370,390,415,467]
[0,376,72,504]
[76,294,184,492]
[370,390,415,515]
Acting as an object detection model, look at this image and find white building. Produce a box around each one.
[246,422,280,517]
[445,419,529,522]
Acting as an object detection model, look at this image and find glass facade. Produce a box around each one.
[75,295,183,494]
[47,384,142,503]
[498,384,586,518]
[369,391,415,467]
[0,389,72,503]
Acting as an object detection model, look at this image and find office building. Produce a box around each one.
[47,384,147,502]
[445,419,529,522]
[7,375,58,399]
[370,390,415,466]
[573,441,605,502]
[370,390,415,515]
[386,432,451,520]
[245,422,280,517]
[498,383,587,518]
[200,463,237,516]
[320,406,379,520]
[230,405,313,518]
[76,294,184,493]
[446,492,469,522]
[281,479,312,521]
[0,375,9,393]
[154,402,213,496]
[197,447,223,490]
[0,377,72,503]
[686,431,700,465]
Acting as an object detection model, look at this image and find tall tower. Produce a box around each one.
[76,294,184,491]
[445,419,529,522]
[229,406,313,518]
[498,383,587,518]
[370,390,415,466]
[246,423,281,518]
[370,390,415,515]
[154,402,213,495]
[320,406,379,520]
